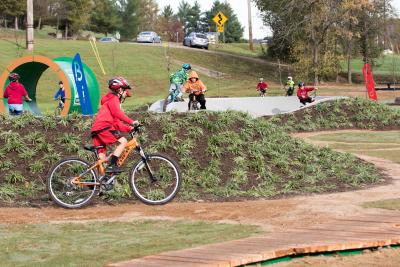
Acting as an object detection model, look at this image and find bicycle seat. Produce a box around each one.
[84,145,105,152]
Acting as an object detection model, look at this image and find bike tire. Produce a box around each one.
[162,96,169,112]
[129,153,181,205]
[47,157,98,209]
[54,107,61,116]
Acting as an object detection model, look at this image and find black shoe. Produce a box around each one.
[105,165,123,174]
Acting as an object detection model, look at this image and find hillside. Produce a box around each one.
[270,98,400,132]
[1,98,396,206]
[0,38,285,114]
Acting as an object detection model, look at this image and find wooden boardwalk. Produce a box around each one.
[106,214,400,267]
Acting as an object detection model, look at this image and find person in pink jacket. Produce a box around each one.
[297,82,317,105]
[3,73,32,115]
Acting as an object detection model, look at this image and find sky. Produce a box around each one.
[155,0,400,40]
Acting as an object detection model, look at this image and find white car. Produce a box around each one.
[383,49,394,55]
[99,37,119,43]
[183,32,209,49]
[136,31,161,43]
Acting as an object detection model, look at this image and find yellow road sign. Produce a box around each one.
[217,25,224,33]
[213,11,228,26]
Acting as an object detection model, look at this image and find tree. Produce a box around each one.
[157,5,184,42]
[0,0,26,30]
[204,1,244,43]
[177,0,191,34]
[137,0,159,32]
[34,0,50,29]
[63,0,92,36]
[156,16,184,42]
[185,1,201,33]
[119,0,140,40]
[161,5,174,20]
[90,0,121,35]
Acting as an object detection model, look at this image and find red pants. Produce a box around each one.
[92,128,121,154]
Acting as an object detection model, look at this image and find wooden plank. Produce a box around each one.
[108,214,400,267]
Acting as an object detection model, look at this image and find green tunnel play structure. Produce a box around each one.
[0,55,100,116]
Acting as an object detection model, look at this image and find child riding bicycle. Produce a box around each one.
[256,78,268,97]
[90,77,139,174]
[53,81,65,109]
[168,63,191,102]
[286,76,295,96]
[297,81,317,106]
[3,73,32,115]
[182,71,207,110]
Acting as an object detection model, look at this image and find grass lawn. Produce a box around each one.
[0,220,261,266]
[313,131,400,144]
[312,131,400,164]
[0,38,284,114]
[363,198,400,210]
[341,54,400,76]
[208,43,265,58]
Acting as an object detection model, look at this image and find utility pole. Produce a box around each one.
[247,0,254,51]
[26,0,34,51]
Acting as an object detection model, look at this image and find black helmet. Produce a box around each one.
[9,73,20,82]
[298,81,305,87]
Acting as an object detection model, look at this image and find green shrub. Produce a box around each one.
[5,171,26,184]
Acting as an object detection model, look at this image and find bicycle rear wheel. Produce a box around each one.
[129,153,181,205]
[47,157,98,208]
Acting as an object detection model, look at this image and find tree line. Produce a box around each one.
[0,0,244,43]
[254,0,394,84]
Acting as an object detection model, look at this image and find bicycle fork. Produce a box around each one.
[136,146,157,182]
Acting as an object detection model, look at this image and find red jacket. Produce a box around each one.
[3,82,28,104]
[91,92,134,132]
[297,86,315,99]
[256,82,268,90]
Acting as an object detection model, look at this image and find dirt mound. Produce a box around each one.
[0,107,387,206]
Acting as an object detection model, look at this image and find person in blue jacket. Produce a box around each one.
[53,81,65,108]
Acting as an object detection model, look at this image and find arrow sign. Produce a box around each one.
[213,11,228,26]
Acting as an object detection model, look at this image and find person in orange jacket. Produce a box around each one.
[182,71,207,110]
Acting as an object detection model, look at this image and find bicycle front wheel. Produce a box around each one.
[47,157,98,209]
[54,106,61,116]
[129,153,181,205]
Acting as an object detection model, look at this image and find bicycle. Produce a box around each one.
[258,89,267,97]
[162,84,183,112]
[54,98,65,116]
[47,125,182,208]
[188,91,201,111]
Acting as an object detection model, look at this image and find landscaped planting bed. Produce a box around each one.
[0,98,396,206]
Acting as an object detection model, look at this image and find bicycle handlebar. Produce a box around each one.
[130,124,145,137]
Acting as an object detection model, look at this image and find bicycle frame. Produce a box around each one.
[71,130,154,187]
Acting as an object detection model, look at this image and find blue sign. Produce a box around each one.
[72,53,93,115]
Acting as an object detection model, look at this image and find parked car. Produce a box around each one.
[383,49,394,55]
[259,37,272,45]
[136,31,161,43]
[183,32,209,49]
[99,37,119,43]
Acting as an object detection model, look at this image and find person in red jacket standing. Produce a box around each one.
[297,82,317,106]
[3,73,32,115]
[256,78,268,97]
[91,77,139,174]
